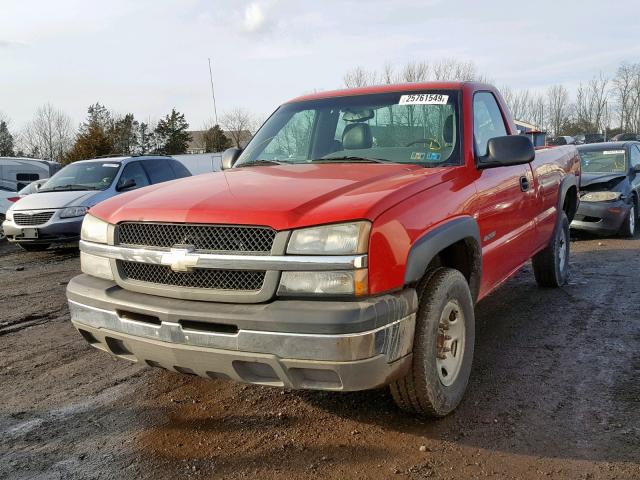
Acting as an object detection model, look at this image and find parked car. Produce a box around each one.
[611,133,638,142]
[16,178,48,197]
[2,155,190,251]
[547,135,575,146]
[571,141,640,237]
[584,133,605,144]
[0,188,20,239]
[67,82,580,417]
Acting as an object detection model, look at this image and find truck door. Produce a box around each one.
[471,92,539,292]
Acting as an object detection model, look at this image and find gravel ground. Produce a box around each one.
[0,233,639,480]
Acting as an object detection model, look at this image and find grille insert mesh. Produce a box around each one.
[119,261,266,291]
[117,222,275,252]
[14,211,55,226]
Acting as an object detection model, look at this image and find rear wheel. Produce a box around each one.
[532,212,570,287]
[18,243,51,252]
[619,203,636,238]
[390,268,475,417]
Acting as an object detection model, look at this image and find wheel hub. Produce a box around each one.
[436,300,465,387]
[558,228,567,271]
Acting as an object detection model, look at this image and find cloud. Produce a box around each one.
[243,2,267,33]
[0,39,27,48]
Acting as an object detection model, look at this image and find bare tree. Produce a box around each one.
[343,66,376,88]
[21,104,74,160]
[589,73,610,133]
[612,63,637,130]
[546,85,570,135]
[220,108,257,148]
[381,62,395,84]
[401,61,428,82]
[432,58,477,81]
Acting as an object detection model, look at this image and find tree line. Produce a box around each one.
[0,104,259,163]
[344,59,640,138]
[3,59,640,162]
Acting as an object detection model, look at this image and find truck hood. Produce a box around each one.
[90,163,446,230]
[11,190,102,211]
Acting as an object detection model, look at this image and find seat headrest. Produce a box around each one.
[443,115,454,144]
[342,123,372,150]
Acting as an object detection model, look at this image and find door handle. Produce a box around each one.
[519,176,530,192]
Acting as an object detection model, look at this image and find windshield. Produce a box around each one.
[579,149,627,174]
[39,161,121,192]
[236,91,461,167]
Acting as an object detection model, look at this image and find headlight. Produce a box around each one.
[60,206,88,218]
[5,207,13,221]
[277,270,368,296]
[81,214,109,244]
[581,191,621,202]
[287,221,370,255]
[80,252,114,280]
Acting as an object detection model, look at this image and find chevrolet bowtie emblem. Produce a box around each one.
[161,246,199,272]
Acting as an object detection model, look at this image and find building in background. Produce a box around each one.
[515,120,547,148]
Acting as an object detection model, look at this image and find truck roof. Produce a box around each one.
[288,81,494,104]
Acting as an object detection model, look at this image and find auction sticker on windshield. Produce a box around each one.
[399,94,449,105]
[603,150,625,155]
[102,163,120,167]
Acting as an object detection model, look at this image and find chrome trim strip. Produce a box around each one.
[68,300,414,362]
[80,240,368,271]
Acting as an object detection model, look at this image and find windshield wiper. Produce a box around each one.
[41,184,99,192]
[312,156,396,164]
[234,159,286,168]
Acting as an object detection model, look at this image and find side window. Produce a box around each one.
[473,92,508,157]
[260,110,316,161]
[143,159,175,184]
[168,160,191,178]
[631,146,640,168]
[119,162,150,189]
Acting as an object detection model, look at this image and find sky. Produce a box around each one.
[1,0,639,130]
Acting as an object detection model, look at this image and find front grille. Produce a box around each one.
[117,222,276,253]
[118,261,266,291]
[14,211,55,226]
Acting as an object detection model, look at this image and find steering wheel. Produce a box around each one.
[406,138,442,150]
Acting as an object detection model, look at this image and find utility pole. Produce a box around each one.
[208,58,218,126]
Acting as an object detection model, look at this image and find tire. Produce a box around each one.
[532,211,570,288]
[390,268,475,417]
[18,243,51,252]
[619,202,636,238]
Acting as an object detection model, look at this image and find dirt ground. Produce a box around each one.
[1,233,639,480]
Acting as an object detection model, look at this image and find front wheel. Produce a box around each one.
[619,203,636,238]
[390,268,475,417]
[532,212,570,287]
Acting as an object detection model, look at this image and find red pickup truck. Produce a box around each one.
[67,82,580,416]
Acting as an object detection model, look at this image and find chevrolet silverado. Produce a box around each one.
[67,82,580,416]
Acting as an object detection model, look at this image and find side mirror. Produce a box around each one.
[632,164,640,173]
[221,148,242,170]
[478,135,535,169]
[116,178,136,191]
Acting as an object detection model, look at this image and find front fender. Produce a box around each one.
[404,216,481,299]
